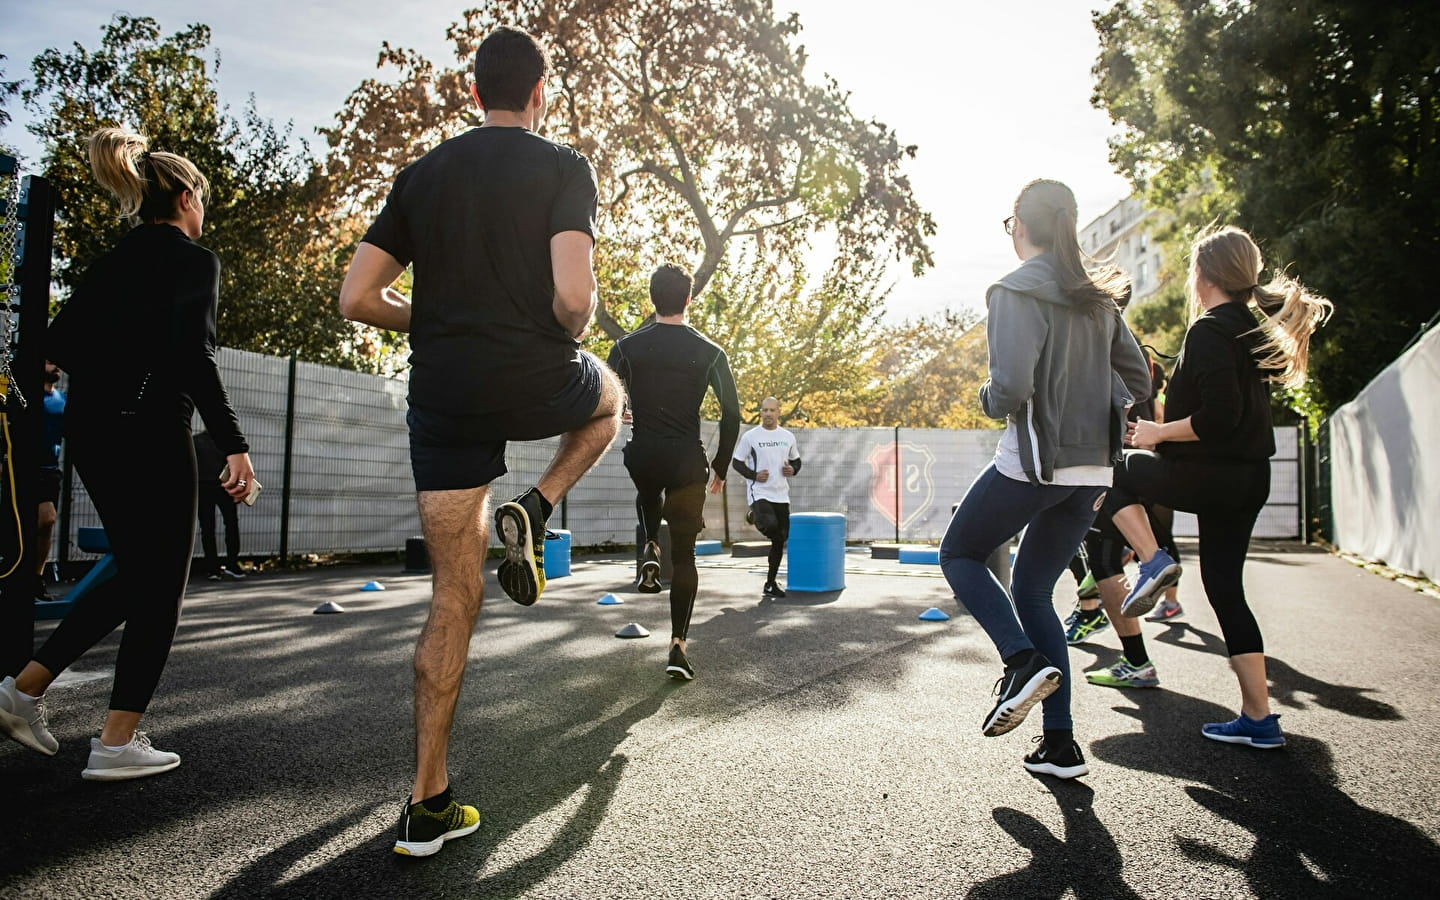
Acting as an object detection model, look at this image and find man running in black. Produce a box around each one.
[340,26,622,857]
[607,264,740,680]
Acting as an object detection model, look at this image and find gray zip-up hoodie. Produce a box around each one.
[980,253,1153,485]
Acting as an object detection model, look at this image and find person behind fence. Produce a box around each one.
[33,361,67,602]
[0,127,256,781]
[607,263,740,681]
[1102,225,1332,750]
[938,178,1151,780]
[338,25,622,858]
[193,428,245,581]
[731,397,801,598]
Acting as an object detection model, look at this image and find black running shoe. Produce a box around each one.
[638,541,662,593]
[1022,735,1089,779]
[981,652,1062,737]
[394,792,481,857]
[495,488,547,606]
[763,581,786,598]
[666,644,694,681]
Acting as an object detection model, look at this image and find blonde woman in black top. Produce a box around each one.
[0,128,255,780]
[1106,226,1331,749]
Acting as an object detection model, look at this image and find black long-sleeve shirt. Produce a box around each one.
[1161,300,1275,462]
[607,321,740,478]
[46,224,248,454]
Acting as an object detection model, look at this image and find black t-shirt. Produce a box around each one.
[607,322,741,478]
[362,127,598,415]
[1162,301,1276,461]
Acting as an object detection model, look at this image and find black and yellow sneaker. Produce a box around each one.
[394,792,481,857]
[495,488,547,606]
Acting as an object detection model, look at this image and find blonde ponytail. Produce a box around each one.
[87,127,209,223]
[1191,226,1333,389]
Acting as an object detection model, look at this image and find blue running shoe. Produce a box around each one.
[1064,608,1110,645]
[1201,712,1286,749]
[1121,550,1181,618]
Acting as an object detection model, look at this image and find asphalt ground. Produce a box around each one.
[3,539,1438,899]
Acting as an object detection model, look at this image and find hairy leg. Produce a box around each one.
[412,486,490,803]
[536,367,622,506]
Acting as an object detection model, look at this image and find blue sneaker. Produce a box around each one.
[1121,550,1181,618]
[1201,712,1286,749]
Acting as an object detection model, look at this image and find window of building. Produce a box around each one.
[1138,260,1148,287]
[1139,233,1148,252]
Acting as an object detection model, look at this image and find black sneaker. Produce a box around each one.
[394,792,482,857]
[220,566,245,581]
[638,541,662,593]
[1022,735,1089,779]
[33,575,52,603]
[495,488,547,606]
[763,581,786,598]
[206,572,223,582]
[981,652,1062,737]
[666,644,694,681]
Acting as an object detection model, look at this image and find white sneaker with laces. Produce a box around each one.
[0,675,58,755]
[81,731,181,781]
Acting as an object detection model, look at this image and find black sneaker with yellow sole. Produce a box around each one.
[495,488,547,606]
[394,791,481,857]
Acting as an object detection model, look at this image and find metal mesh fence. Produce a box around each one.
[53,350,1304,564]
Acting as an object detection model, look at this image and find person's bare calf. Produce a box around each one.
[534,366,623,510]
[412,486,490,804]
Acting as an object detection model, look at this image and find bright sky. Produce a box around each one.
[2,0,1133,320]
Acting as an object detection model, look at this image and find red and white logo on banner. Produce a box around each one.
[868,441,935,530]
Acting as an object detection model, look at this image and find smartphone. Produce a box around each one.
[219,465,263,506]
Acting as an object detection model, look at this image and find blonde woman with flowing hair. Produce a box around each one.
[0,127,255,779]
[1106,225,1332,749]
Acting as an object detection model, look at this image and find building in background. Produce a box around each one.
[1080,194,1166,303]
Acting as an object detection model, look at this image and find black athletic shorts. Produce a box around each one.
[408,350,606,492]
[37,466,61,507]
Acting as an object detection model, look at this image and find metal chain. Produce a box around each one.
[0,164,25,409]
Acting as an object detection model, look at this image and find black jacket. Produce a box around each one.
[1162,301,1275,462]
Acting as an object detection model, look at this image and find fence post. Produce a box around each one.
[893,426,901,544]
[279,351,297,563]
[1317,418,1333,544]
[1298,423,1309,543]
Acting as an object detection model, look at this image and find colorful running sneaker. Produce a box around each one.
[394,791,482,857]
[1064,608,1111,644]
[1075,571,1099,600]
[1085,656,1160,688]
[1022,735,1089,779]
[1121,549,1181,618]
[1146,599,1184,622]
[495,488,547,606]
[1201,712,1286,749]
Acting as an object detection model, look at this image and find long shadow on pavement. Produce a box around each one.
[1090,688,1439,897]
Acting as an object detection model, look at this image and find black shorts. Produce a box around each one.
[37,467,61,507]
[408,350,606,492]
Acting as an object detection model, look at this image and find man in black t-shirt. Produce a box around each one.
[607,264,741,681]
[339,26,621,858]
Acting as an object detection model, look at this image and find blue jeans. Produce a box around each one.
[940,464,1106,730]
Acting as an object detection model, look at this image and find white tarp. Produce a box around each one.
[1329,324,1440,579]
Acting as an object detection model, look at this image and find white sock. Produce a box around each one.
[102,740,129,752]
[17,688,41,702]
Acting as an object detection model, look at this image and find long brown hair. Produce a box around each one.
[1014,179,1129,319]
[88,127,209,224]
[1191,226,1333,389]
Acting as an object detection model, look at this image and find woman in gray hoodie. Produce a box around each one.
[939,179,1151,779]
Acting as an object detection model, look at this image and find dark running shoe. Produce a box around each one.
[1202,712,1286,749]
[666,644,694,681]
[495,488,547,606]
[638,541,662,593]
[763,581,786,598]
[1022,735,1090,779]
[394,792,481,857]
[220,566,245,581]
[982,653,1062,737]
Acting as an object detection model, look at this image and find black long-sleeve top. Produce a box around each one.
[46,224,249,455]
[607,321,740,478]
[1161,300,1275,462]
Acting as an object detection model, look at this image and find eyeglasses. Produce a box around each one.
[1002,215,1016,236]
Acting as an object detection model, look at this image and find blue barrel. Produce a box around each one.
[786,512,846,591]
[543,530,572,578]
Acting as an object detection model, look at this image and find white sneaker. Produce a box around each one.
[0,675,58,755]
[81,732,181,781]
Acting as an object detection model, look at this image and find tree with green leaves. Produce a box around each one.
[1092,0,1440,415]
[323,0,935,350]
[23,16,369,368]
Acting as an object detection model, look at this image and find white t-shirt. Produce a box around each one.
[995,420,1112,487]
[734,425,800,504]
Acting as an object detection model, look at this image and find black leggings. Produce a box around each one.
[624,439,708,640]
[198,481,240,572]
[34,417,198,713]
[751,500,790,583]
[1109,450,1270,656]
